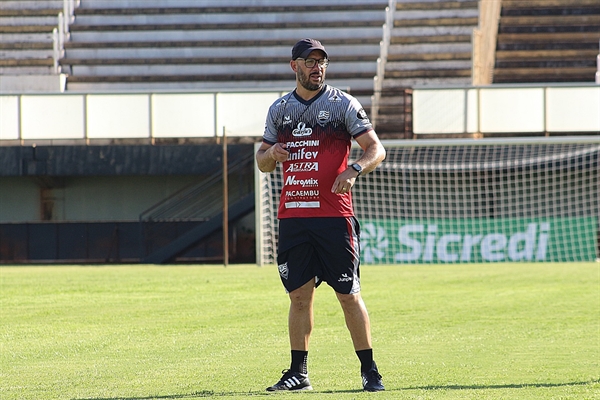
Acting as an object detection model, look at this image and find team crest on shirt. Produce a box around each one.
[278,262,289,280]
[318,110,330,123]
[328,94,342,103]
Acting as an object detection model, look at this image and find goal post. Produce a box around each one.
[255,136,600,265]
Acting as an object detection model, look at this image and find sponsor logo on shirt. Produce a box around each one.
[292,122,312,137]
[286,162,319,172]
[285,175,319,187]
[286,140,319,148]
[288,148,318,161]
[285,190,320,197]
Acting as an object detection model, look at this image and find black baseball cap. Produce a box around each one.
[291,38,328,60]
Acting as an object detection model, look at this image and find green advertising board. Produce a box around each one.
[360,217,598,264]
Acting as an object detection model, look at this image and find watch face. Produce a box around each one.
[352,164,362,174]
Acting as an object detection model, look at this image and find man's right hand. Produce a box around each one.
[269,143,289,162]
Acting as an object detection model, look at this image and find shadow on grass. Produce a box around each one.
[404,378,600,391]
[73,379,599,399]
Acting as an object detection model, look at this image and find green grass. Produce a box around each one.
[0,263,598,400]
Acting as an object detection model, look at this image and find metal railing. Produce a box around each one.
[371,0,397,129]
[52,0,79,74]
[140,151,255,222]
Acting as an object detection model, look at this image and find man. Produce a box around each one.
[255,38,386,392]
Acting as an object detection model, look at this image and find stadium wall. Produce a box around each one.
[0,143,256,264]
[0,86,597,264]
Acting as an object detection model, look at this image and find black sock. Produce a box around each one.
[290,350,308,374]
[356,349,374,372]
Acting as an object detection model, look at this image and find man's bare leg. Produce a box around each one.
[289,279,316,350]
[336,291,384,391]
[336,292,371,350]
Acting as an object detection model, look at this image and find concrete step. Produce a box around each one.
[499,14,600,27]
[72,10,384,27]
[0,42,53,50]
[386,60,472,71]
[391,34,471,44]
[0,49,54,59]
[382,76,471,88]
[394,8,478,20]
[501,0,600,8]
[389,42,472,55]
[0,16,60,26]
[62,44,380,60]
[0,57,53,67]
[496,59,596,68]
[496,49,599,61]
[0,9,62,17]
[70,20,385,32]
[391,25,474,37]
[388,52,471,62]
[396,1,478,11]
[0,32,53,43]
[497,32,600,44]
[76,0,387,10]
[70,12,385,32]
[501,0,600,15]
[0,1,63,11]
[493,67,596,83]
[0,65,54,74]
[67,61,376,77]
[0,25,56,34]
[499,42,600,51]
[68,27,384,43]
[61,55,378,68]
[394,16,478,27]
[385,69,471,79]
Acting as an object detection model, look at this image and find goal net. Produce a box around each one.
[255,137,600,265]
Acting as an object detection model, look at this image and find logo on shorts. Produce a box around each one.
[338,273,352,282]
[278,262,289,280]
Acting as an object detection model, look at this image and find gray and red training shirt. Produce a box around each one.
[262,85,373,219]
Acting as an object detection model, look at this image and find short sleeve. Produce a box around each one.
[345,95,373,137]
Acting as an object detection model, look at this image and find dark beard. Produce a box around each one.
[298,68,323,91]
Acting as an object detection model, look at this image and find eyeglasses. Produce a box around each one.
[296,58,329,68]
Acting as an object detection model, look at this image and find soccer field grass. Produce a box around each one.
[1,263,598,400]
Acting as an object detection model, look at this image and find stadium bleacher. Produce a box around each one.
[5,0,598,136]
[494,0,600,83]
[0,0,66,91]
[61,0,388,116]
[0,0,62,74]
[373,0,480,137]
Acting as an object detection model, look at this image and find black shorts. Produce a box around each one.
[277,217,361,294]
